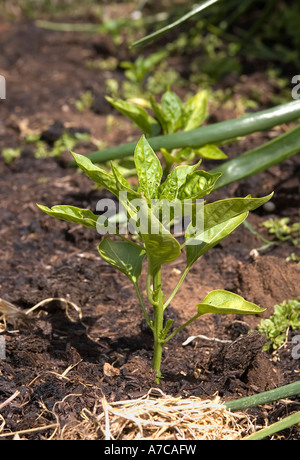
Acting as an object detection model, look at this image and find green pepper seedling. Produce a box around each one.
[38,135,272,383]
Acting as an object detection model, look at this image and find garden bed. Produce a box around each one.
[0,14,300,440]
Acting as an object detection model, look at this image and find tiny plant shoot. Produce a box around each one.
[38,135,272,383]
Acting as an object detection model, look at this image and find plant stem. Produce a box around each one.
[224,380,300,412]
[164,311,202,343]
[243,411,300,440]
[164,266,191,309]
[151,266,164,383]
[77,101,300,165]
[146,271,158,307]
[133,281,152,330]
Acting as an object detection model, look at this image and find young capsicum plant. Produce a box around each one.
[38,135,272,383]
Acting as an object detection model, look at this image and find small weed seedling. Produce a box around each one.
[262,217,300,247]
[38,135,272,382]
[257,297,300,351]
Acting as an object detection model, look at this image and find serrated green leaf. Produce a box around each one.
[197,290,265,315]
[134,135,163,202]
[98,238,146,283]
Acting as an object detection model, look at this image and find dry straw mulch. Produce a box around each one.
[61,389,254,440]
[0,387,255,440]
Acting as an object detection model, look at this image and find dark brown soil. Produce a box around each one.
[0,15,300,440]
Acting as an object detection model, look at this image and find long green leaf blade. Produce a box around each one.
[211,124,300,189]
[131,0,220,49]
[78,101,300,165]
[244,411,300,440]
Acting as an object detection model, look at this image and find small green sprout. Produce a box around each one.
[75,90,94,112]
[263,217,300,246]
[257,298,300,351]
[1,147,22,165]
[38,135,271,383]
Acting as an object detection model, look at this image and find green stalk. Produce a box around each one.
[164,266,190,309]
[211,124,300,190]
[224,380,300,439]
[164,311,203,344]
[73,101,300,165]
[131,0,220,49]
[225,380,300,412]
[151,266,164,383]
[133,281,152,330]
[244,411,300,440]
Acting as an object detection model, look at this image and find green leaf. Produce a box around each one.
[150,96,169,135]
[106,96,160,137]
[114,184,181,270]
[135,201,181,270]
[134,135,163,202]
[177,171,221,200]
[202,193,273,232]
[158,162,201,201]
[185,193,273,265]
[160,90,183,134]
[186,212,248,266]
[98,238,146,283]
[141,50,168,73]
[197,290,265,315]
[183,90,208,131]
[111,162,141,200]
[37,204,99,229]
[72,152,119,196]
[150,91,183,135]
[194,144,228,160]
[142,230,181,271]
